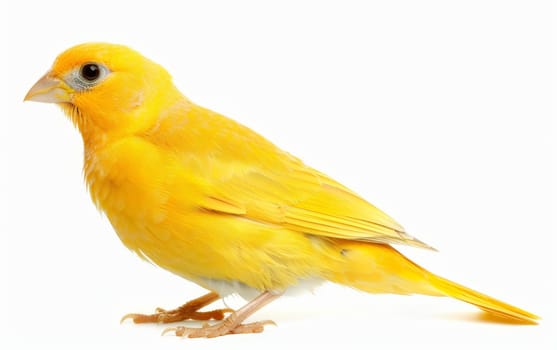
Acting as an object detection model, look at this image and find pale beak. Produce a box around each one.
[24,73,72,103]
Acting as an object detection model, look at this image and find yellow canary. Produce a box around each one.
[25,43,538,338]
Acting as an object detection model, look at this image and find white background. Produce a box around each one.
[0,1,554,349]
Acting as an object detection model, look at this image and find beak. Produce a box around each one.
[24,73,72,103]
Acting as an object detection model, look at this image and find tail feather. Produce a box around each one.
[327,241,539,324]
[427,273,540,324]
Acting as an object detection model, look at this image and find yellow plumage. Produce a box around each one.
[25,43,538,338]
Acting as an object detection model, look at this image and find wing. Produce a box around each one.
[200,156,433,249]
[150,103,433,249]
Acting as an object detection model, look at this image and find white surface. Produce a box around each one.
[0,1,554,349]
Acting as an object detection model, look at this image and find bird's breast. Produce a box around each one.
[83,137,182,253]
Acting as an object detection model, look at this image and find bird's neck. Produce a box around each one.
[65,88,186,152]
[74,90,190,190]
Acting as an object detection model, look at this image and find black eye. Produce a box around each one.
[70,62,109,91]
[80,63,101,81]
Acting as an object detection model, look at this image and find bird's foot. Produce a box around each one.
[121,292,232,324]
[161,291,280,337]
[163,320,276,338]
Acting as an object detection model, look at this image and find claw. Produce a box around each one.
[120,313,139,324]
[162,326,180,336]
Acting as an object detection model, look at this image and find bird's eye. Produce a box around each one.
[80,63,101,81]
[67,62,110,91]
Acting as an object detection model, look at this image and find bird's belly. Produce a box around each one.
[200,277,325,300]
[105,199,334,295]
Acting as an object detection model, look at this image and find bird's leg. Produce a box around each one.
[121,292,232,324]
[163,291,281,338]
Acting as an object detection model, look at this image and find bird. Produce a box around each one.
[24,42,538,338]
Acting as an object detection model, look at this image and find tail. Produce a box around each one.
[326,240,539,324]
[426,273,539,324]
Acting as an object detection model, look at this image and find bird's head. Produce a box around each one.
[25,42,180,137]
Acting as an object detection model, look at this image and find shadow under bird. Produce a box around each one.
[24,43,539,338]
